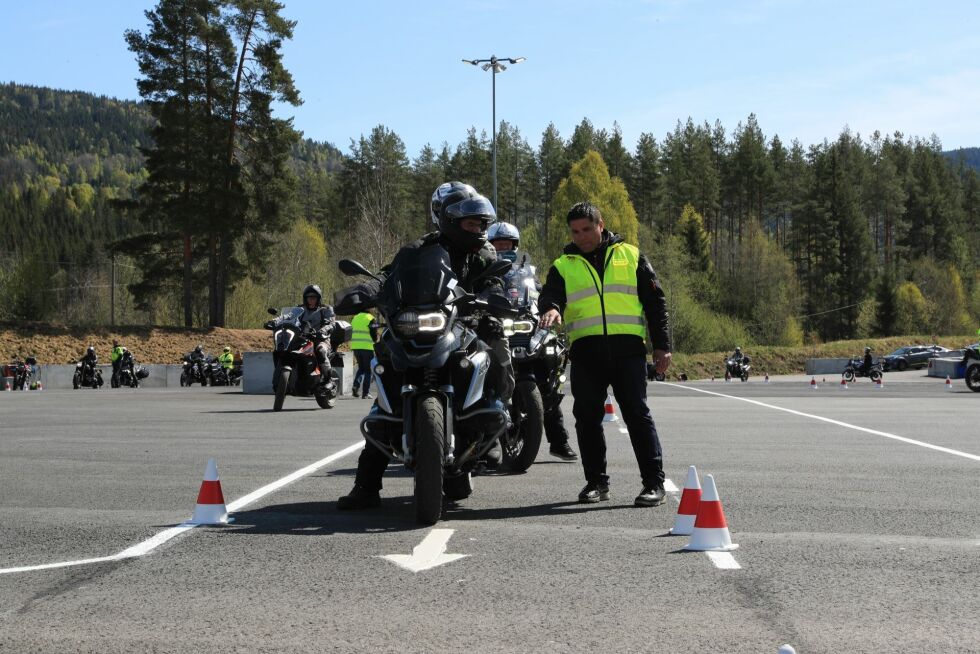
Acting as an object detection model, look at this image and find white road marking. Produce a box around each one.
[618,427,629,434]
[705,551,741,569]
[662,383,980,463]
[379,528,468,573]
[663,479,680,494]
[0,441,365,576]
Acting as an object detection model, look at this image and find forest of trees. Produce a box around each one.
[1,5,978,350]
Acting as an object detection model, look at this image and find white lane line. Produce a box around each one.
[663,479,679,494]
[662,382,980,463]
[706,551,741,569]
[618,426,629,434]
[0,441,365,575]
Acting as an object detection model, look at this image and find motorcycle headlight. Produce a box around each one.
[503,319,535,337]
[393,311,447,338]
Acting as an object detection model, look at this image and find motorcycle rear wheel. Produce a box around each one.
[501,380,543,473]
[273,367,290,411]
[843,369,856,383]
[414,394,445,525]
[966,364,980,393]
[870,370,882,382]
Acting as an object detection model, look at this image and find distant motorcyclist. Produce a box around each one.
[730,347,744,364]
[488,220,578,461]
[218,346,234,370]
[338,181,514,510]
[80,346,98,368]
[861,346,873,375]
[298,284,337,369]
[110,340,124,386]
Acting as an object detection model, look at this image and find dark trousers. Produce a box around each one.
[570,355,664,489]
[543,395,570,446]
[352,350,373,395]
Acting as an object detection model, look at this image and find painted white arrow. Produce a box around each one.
[379,528,468,572]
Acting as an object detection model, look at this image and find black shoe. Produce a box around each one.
[352,389,360,398]
[578,482,610,503]
[634,485,666,507]
[549,442,578,461]
[337,485,380,510]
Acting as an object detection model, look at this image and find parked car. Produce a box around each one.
[880,345,949,371]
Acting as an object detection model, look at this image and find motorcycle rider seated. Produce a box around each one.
[338,181,515,510]
[79,346,98,376]
[488,220,578,462]
[298,284,338,378]
[861,347,873,375]
[188,344,209,378]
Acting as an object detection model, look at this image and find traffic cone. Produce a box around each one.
[3,380,10,391]
[809,377,817,390]
[945,376,953,391]
[764,373,770,383]
[839,378,848,390]
[190,458,231,525]
[670,466,702,536]
[602,394,619,423]
[35,381,43,391]
[683,474,738,552]
[875,377,883,390]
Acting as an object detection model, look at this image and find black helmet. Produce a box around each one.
[194,345,203,354]
[433,184,496,251]
[488,221,520,248]
[430,181,477,225]
[303,284,322,305]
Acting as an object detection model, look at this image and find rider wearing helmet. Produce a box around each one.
[80,346,98,368]
[338,182,515,510]
[862,346,873,375]
[298,284,337,368]
[489,221,578,461]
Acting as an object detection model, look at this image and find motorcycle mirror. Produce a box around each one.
[268,307,278,316]
[339,259,369,277]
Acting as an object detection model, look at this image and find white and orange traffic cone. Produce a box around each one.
[3,379,10,391]
[35,381,43,391]
[683,474,738,552]
[839,378,848,390]
[602,394,619,423]
[764,373,770,384]
[670,466,702,536]
[809,377,817,390]
[945,376,953,391]
[190,458,231,525]
[874,377,883,390]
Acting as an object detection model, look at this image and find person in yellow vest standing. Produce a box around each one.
[218,347,234,370]
[110,339,125,388]
[538,202,672,507]
[350,310,378,399]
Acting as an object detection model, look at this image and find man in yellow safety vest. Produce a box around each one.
[538,202,672,507]
[350,310,378,399]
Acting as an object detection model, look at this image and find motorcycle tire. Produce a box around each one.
[966,364,980,393]
[740,372,749,382]
[273,367,290,412]
[414,394,445,525]
[73,372,80,390]
[843,369,856,383]
[501,380,544,473]
[180,372,188,387]
[315,389,336,409]
[870,370,882,382]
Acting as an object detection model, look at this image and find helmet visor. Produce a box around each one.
[445,197,497,222]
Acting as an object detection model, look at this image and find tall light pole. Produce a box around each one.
[462,55,525,211]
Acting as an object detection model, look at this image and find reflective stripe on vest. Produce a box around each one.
[553,242,645,345]
[351,313,375,351]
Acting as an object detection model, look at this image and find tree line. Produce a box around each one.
[1,1,978,349]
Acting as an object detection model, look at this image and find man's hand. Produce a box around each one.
[653,349,671,375]
[539,309,562,329]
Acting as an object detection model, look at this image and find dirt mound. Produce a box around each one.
[0,324,272,364]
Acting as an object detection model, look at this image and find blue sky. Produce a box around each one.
[3,0,978,157]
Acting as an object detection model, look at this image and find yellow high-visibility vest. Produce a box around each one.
[553,242,645,345]
[350,313,375,351]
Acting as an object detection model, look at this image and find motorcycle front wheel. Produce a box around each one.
[179,372,188,387]
[501,380,543,473]
[414,394,445,525]
[273,367,290,411]
[73,372,80,390]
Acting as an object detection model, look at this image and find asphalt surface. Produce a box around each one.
[1,372,978,653]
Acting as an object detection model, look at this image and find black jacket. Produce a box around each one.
[537,230,671,360]
[386,231,504,297]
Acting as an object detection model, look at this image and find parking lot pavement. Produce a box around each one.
[1,382,978,652]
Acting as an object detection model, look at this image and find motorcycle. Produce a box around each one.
[725,357,751,382]
[115,350,146,388]
[7,360,34,390]
[337,249,530,525]
[209,361,241,386]
[73,361,104,389]
[264,306,349,411]
[842,358,883,383]
[962,346,980,392]
[204,357,226,385]
[180,357,210,386]
[498,254,568,472]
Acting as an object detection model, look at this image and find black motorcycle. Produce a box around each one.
[499,254,567,472]
[962,346,980,392]
[842,358,883,383]
[337,249,522,525]
[73,361,104,389]
[180,356,210,386]
[8,360,34,390]
[115,350,146,388]
[264,307,349,411]
[209,360,241,386]
[725,357,751,382]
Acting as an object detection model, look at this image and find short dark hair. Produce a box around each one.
[566,202,602,225]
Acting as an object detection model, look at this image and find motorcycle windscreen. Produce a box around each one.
[503,262,539,309]
[378,245,457,313]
